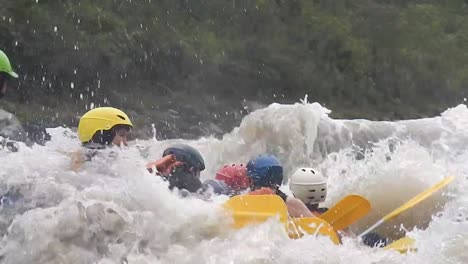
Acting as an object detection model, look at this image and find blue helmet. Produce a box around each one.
[246,154,283,187]
[163,144,205,171]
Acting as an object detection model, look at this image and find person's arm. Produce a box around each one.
[70,150,86,172]
[146,154,180,175]
[285,196,314,218]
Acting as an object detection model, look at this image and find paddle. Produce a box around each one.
[358,176,455,238]
[223,195,340,243]
[223,195,288,229]
[384,237,416,254]
[286,195,369,244]
[319,194,371,231]
[224,194,369,244]
[287,217,341,244]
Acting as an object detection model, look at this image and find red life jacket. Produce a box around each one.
[248,187,276,195]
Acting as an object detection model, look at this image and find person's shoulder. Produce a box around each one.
[68,147,98,171]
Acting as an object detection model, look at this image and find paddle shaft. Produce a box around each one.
[358,176,454,239]
[359,218,384,238]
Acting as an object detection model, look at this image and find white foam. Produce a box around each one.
[1,102,468,263]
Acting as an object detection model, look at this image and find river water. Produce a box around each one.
[1,102,467,263]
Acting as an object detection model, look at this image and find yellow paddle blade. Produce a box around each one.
[319,195,371,231]
[384,237,417,254]
[287,217,341,245]
[383,176,455,222]
[223,195,288,229]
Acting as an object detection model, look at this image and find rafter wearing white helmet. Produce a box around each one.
[289,167,328,213]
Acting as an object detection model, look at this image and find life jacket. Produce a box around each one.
[248,187,275,195]
[248,187,288,201]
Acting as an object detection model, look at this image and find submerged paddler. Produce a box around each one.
[71,107,133,171]
[289,167,390,247]
[0,49,19,151]
[0,49,51,149]
[146,144,205,195]
[73,109,204,195]
[0,49,18,100]
[245,154,314,218]
[77,107,132,149]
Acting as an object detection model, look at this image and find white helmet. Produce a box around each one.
[289,168,327,205]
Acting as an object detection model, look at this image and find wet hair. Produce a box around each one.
[90,129,114,145]
[83,124,131,148]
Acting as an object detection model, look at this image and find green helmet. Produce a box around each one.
[0,50,18,78]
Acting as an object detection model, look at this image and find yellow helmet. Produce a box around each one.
[78,107,133,143]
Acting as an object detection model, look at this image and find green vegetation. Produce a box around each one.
[1,0,467,137]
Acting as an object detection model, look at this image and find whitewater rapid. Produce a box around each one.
[1,102,468,263]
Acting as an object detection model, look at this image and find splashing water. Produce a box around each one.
[1,102,468,263]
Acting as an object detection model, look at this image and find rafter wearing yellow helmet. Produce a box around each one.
[77,107,133,147]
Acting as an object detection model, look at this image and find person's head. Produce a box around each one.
[77,107,133,148]
[215,163,249,191]
[202,179,230,195]
[289,168,327,210]
[162,144,205,178]
[246,154,283,190]
[0,50,18,99]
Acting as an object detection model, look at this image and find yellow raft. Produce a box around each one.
[223,194,416,253]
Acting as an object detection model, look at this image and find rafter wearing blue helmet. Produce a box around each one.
[247,154,284,190]
[246,154,314,218]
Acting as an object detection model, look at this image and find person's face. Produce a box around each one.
[0,75,7,99]
[112,126,130,146]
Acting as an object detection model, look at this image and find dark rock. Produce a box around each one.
[0,108,51,147]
